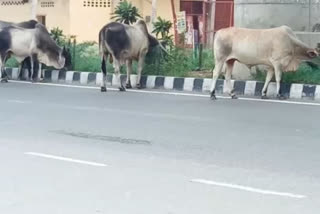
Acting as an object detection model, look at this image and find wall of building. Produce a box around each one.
[0,1,32,23]
[234,0,320,31]
[38,0,70,35]
[0,0,70,34]
[139,0,180,35]
[69,0,111,42]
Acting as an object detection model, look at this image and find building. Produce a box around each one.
[0,0,180,42]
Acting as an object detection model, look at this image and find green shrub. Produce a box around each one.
[5,58,19,68]
[252,63,320,85]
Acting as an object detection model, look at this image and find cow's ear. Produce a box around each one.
[307,50,317,58]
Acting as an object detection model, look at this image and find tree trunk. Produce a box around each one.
[151,0,157,31]
[31,0,38,20]
[170,0,178,45]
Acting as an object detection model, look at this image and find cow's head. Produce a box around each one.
[35,24,65,69]
[307,49,319,58]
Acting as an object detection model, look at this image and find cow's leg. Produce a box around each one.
[210,61,224,100]
[114,59,125,91]
[0,55,8,83]
[274,66,285,99]
[18,63,23,80]
[39,63,44,81]
[29,56,35,82]
[136,54,146,89]
[125,59,132,89]
[261,68,274,99]
[100,54,107,92]
[225,60,237,99]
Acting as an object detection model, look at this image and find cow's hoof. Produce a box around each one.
[136,83,143,89]
[125,83,132,89]
[101,87,107,92]
[277,94,286,100]
[119,86,126,92]
[1,79,8,83]
[261,95,269,99]
[231,94,238,99]
[210,92,217,100]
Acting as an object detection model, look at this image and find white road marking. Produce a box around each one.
[191,179,307,199]
[8,100,31,104]
[24,152,107,167]
[9,80,320,106]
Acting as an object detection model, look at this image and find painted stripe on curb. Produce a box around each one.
[290,84,304,99]
[66,71,74,84]
[244,81,256,96]
[146,75,156,89]
[184,78,195,92]
[164,76,174,89]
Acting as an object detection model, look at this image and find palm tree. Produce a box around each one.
[111,1,142,25]
[151,0,157,31]
[152,17,173,39]
[31,0,38,20]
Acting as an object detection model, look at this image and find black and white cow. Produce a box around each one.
[0,20,70,81]
[0,23,65,82]
[0,20,40,81]
[99,20,161,92]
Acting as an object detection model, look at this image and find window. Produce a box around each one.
[83,0,109,8]
[180,1,203,15]
[40,1,55,7]
[0,0,28,6]
[37,15,46,26]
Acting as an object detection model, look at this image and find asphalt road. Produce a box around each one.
[0,82,320,214]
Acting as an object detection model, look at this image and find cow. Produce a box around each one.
[0,23,66,82]
[0,20,71,81]
[0,20,40,81]
[99,20,162,92]
[210,26,319,100]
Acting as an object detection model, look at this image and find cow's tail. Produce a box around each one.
[99,27,113,64]
[98,28,106,57]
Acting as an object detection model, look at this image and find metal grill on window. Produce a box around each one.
[83,0,108,8]
[40,1,55,8]
[1,0,28,6]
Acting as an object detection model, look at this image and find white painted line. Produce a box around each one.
[9,80,320,106]
[146,75,156,89]
[11,68,19,80]
[223,80,235,94]
[25,152,107,167]
[202,78,212,92]
[290,84,303,99]
[66,71,74,84]
[130,74,138,88]
[51,70,60,83]
[183,78,195,91]
[164,76,174,89]
[191,179,307,199]
[80,72,90,85]
[244,81,257,96]
[8,100,31,104]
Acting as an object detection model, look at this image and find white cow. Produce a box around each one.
[210,26,319,99]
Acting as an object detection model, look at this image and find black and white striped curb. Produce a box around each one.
[5,68,320,100]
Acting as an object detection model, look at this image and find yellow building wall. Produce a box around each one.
[37,0,70,35]
[0,2,31,23]
[0,0,181,42]
[69,0,112,42]
[140,0,180,36]
[0,0,70,35]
